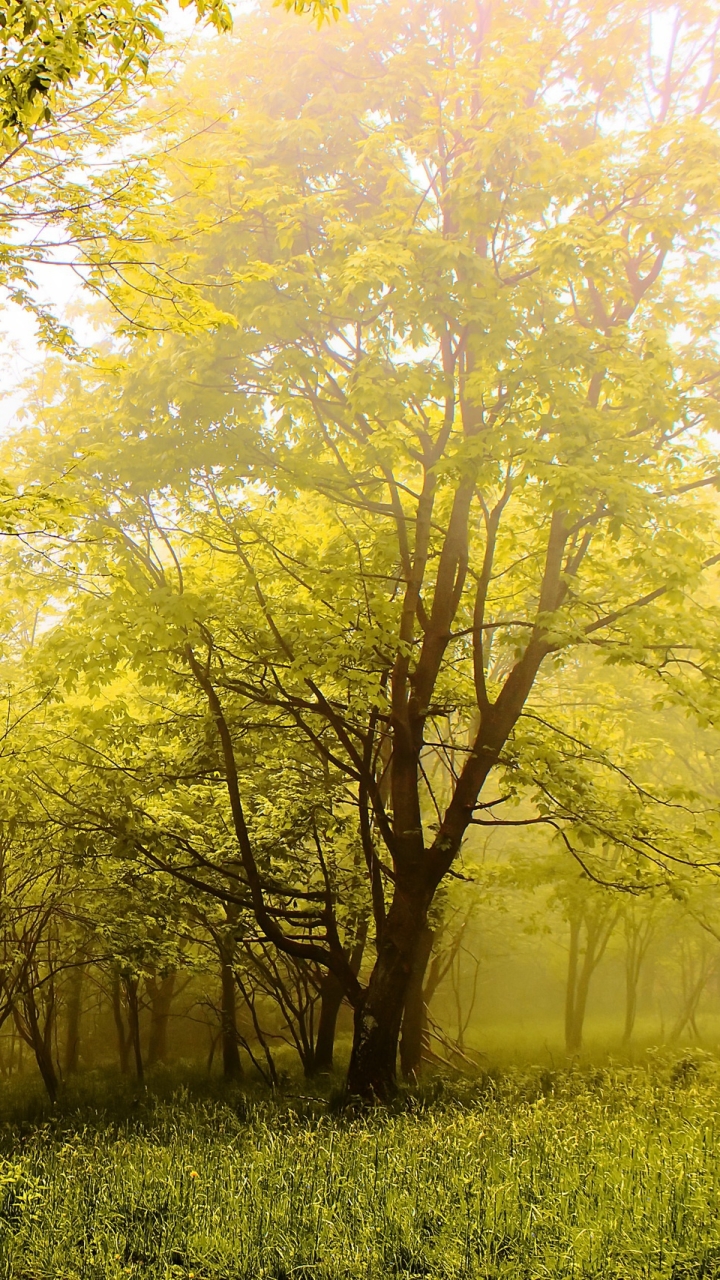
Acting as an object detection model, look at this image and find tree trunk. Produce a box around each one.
[64,962,84,1076]
[34,1033,59,1102]
[564,908,618,1054]
[623,954,640,1045]
[312,971,345,1074]
[33,1032,58,1102]
[16,995,58,1103]
[399,925,434,1082]
[564,915,581,1053]
[146,971,176,1067]
[312,911,368,1075]
[566,948,594,1054]
[346,886,427,1100]
[219,938,243,1080]
[111,974,131,1074]
[621,909,657,1047]
[124,977,144,1083]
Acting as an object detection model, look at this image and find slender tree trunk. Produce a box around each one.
[16,996,58,1103]
[64,962,84,1076]
[621,910,657,1047]
[623,974,638,1044]
[564,915,581,1053]
[312,971,345,1074]
[399,925,434,1082]
[33,1032,59,1103]
[206,1028,218,1074]
[111,974,131,1074]
[669,952,714,1043]
[346,884,428,1100]
[566,948,594,1053]
[146,971,176,1067]
[564,909,618,1054]
[219,938,243,1080]
[124,977,144,1083]
[3,1026,17,1078]
[235,972,278,1087]
[623,943,642,1046]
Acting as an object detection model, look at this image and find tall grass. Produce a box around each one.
[0,1060,719,1278]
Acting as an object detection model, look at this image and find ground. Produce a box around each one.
[0,1058,718,1278]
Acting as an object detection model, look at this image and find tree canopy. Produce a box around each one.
[1,0,720,1099]
[0,0,345,142]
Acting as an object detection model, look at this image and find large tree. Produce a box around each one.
[14,0,720,1098]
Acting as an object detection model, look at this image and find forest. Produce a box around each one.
[0,0,718,1275]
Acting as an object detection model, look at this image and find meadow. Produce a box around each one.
[0,1060,718,1280]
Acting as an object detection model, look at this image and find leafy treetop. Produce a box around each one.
[0,0,345,143]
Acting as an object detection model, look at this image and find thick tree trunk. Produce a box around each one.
[399,925,434,1082]
[312,971,345,1074]
[346,886,428,1100]
[219,938,243,1080]
[64,962,84,1076]
[146,971,176,1067]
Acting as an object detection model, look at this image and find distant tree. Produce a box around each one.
[620,897,662,1046]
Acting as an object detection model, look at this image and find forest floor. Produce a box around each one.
[0,1058,718,1278]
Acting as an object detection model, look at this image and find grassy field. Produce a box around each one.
[0,1060,719,1279]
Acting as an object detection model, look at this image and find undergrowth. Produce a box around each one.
[0,1056,718,1277]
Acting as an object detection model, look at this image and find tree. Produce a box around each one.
[0,0,231,145]
[559,878,619,1055]
[620,896,661,1046]
[0,0,346,352]
[12,0,720,1100]
[0,0,349,142]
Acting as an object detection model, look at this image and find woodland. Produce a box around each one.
[0,0,717,1273]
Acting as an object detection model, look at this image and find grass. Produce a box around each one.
[0,1058,719,1278]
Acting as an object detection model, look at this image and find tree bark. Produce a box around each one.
[399,924,434,1081]
[312,970,346,1074]
[146,971,176,1067]
[33,1032,59,1102]
[621,908,656,1046]
[346,885,429,1100]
